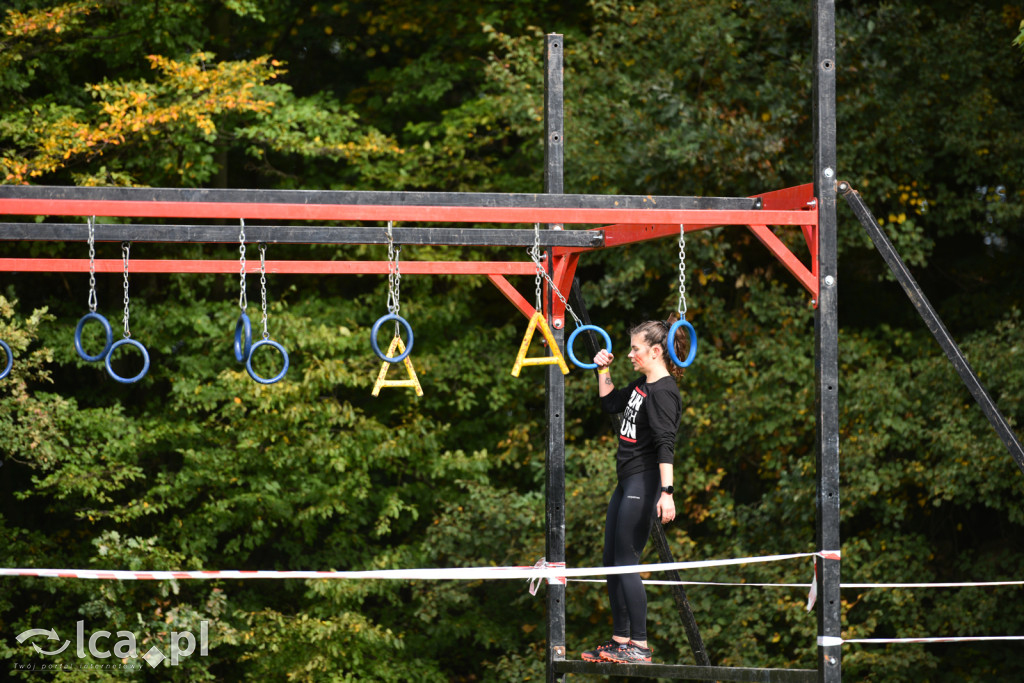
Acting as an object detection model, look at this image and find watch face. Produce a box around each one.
[661,486,674,494]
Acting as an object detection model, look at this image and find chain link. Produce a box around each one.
[527,223,582,327]
[385,222,401,315]
[677,224,688,317]
[385,220,401,335]
[259,242,269,340]
[121,242,131,338]
[531,223,543,310]
[87,216,98,312]
[238,219,247,311]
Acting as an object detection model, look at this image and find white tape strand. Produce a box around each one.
[570,579,813,588]
[841,581,1024,589]
[0,551,824,582]
[0,566,565,582]
[843,636,1024,645]
[573,579,1024,589]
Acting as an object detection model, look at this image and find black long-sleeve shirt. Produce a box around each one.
[601,375,682,481]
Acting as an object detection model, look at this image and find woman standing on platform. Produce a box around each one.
[580,319,685,665]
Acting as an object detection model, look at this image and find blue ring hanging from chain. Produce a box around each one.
[668,224,698,368]
[566,325,612,370]
[234,313,252,363]
[105,241,150,383]
[667,320,698,368]
[74,217,115,362]
[0,339,12,380]
[372,221,415,363]
[371,313,414,363]
[245,242,289,384]
[106,339,151,384]
[246,339,289,385]
[75,312,113,362]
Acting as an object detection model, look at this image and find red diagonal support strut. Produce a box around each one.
[488,274,537,321]
[744,225,818,299]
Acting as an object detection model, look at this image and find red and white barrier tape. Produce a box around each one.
[0,551,834,583]
[528,558,565,595]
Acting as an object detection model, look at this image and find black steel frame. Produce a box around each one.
[543,32,569,674]
[813,2,842,682]
[0,184,759,211]
[0,223,605,247]
[0,4,1017,682]
[28,3,1021,681]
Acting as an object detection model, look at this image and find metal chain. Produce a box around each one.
[385,220,401,313]
[259,242,269,340]
[527,223,582,327]
[87,216,98,312]
[531,224,543,311]
[121,242,131,338]
[238,219,247,311]
[677,224,688,317]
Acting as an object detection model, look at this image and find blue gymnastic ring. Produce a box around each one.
[371,314,413,363]
[234,313,252,363]
[566,325,612,370]
[104,338,150,384]
[246,339,289,385]
[0,340,12,380]
[74,312,113,362]
[667,320,698,368]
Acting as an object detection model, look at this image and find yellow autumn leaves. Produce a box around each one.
[1,52,281,184]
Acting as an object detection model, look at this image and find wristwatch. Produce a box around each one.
[660,485,674,495]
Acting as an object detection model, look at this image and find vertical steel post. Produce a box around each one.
[813,2,842,681]
[544,33,568,683]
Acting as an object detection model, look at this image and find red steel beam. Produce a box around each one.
[752,183,816,211]
[597,222,719,250]
[744,225,818,298]
[0,197,811,227]
[487,274,536,321]
[0,258,536,276]
[547,251,580,328]
[551,184,820,299]
[801,223,819,282]
[751,184,819,293]
[559,219,819,298]
[595,208,818,251]
[554,184,817,253]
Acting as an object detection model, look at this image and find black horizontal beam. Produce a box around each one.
[0,223,603,248]
[0,185,761,211]
[553,660,817,682]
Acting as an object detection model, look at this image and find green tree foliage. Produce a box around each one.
[1,0,1023,681]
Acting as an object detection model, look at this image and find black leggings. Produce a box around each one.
[603,468,660,642]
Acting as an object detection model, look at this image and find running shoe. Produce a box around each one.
[599,640,652,664]
[580,639,622,662]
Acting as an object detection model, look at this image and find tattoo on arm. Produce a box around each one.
[603,376,613,386]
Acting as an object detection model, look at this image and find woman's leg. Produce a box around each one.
[603,483,630,641]
[609,469,660,643]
